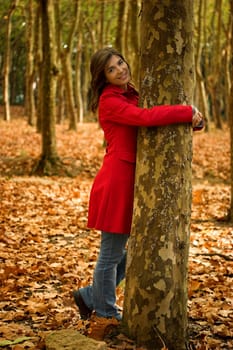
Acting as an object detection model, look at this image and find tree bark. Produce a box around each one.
[60,0,80,131]
[195,0,209,131]
[75,25,84,123]
[34,0,60,175]
[229,0,233,220]
[25,0,36,126]
[129,0,140,87]
[115,0,129,56]
[3,0,19,122]
[123,1,194,349]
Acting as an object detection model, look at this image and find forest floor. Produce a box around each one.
[0,114,232,350]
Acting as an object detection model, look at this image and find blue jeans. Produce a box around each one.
[79,231,129,320]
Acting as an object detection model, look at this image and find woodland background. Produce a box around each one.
[0,0,233,350]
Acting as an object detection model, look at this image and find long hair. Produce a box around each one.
[90,47,131,113]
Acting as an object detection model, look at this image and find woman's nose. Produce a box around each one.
[116,66,123,73]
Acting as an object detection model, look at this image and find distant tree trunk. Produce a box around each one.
[212,0,222,129]
[53,1,64,124]
[3,0,18,122]
[34,0,60,175]
[60,0,80,131]
[115,0,129,56]
[206,0,223,129]
[99,0,105,48]
[223,5,232,125]
[75,29,84,123]
[82,45,92,115]
[123,1,194,350]
[33,1,43,132]
[25,0,36,126]
[129,0,140,87]
[195,0,209,130]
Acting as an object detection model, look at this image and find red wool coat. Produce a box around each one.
[87,84,193,234]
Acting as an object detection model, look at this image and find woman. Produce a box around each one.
[73,47,204,321]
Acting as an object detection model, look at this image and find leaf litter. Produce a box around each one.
[0,118,232,349]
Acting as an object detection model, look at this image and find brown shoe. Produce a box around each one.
[73,290,92,320]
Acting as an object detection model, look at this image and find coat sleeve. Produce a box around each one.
[99,93,193,127]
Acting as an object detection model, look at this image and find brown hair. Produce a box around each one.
[90,47,131,113]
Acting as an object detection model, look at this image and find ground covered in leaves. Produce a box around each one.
[0,116,232,349]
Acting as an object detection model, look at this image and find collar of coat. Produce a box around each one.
[104,83,139,97]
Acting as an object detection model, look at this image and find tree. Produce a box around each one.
[115,0,129,57]
[60,0,80,131]
[229,0,233,220]
[33,0,60,175]
[2,0,19,122]
[25,0,36,126]
[195,0,210,131]
[206,0,223,129]
[123,1,194,349]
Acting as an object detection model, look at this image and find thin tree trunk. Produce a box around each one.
[115,0,129,56]
[206,0,223,129]
[222,5,232,125]
[75,30,84,123]
[3,0,19,122]
[34,2,42,133]
[195,0,209,130]
[128,0,140,87]
[25,0,36,126]
[60,0,80,131]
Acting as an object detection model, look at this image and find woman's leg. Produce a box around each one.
[79,231,129,320]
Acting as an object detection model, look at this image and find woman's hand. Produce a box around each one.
[192,106,204,129]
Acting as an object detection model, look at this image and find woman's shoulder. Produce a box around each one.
[100,85,139,109]
[102,83,138,96]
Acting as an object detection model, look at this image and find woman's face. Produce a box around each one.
[104,55,130,90]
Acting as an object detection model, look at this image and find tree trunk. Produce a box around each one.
[34,0,60,175]
[60,0,80,131]
[33,2,42,132]
[195,0,209,131]
[206,0,223,129]
[54,0,65,125]
[229,0,233,220]
[3,0,18,122]
[222,4,232,125]
[25,0,36,126]
[75,29,84,123]
[129,0,140,87]
[123,1,194,349]
[115,0,129,56]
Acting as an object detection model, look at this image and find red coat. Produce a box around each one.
[87,84,193,234]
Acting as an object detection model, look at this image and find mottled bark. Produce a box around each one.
[123,1,194,349]
[229,0,233,220]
